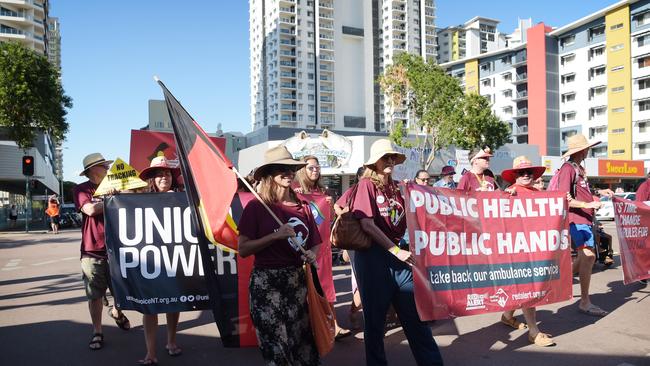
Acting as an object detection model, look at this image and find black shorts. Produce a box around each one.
[9,215,17,221]
[49,215,60,225]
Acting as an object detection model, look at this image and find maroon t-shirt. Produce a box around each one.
[508,184,538,194]
[457,172,496,192]
[352,178,406,244]
[636,179,650,202]
[238,199,320,269]
[557,162,593,225]
[73,181,107,259]
[336,186,354,208]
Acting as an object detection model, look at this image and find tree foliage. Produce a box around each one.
[450,93,511,150]
[0,42,72,148]
[379,53,511,168]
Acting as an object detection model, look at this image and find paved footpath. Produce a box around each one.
[0,223,649,366]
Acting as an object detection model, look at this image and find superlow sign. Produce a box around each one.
[598,159,645,177]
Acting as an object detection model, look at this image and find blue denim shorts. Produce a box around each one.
[570,223,595,250]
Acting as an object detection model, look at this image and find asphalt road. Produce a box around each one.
[0,223,649,366]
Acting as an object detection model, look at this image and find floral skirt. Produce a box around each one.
[249,266,319,366]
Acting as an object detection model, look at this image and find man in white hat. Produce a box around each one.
[72,153,131,350]
[555,134,613,317]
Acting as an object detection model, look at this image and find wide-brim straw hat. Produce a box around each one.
[254,145,306,180]
[562,134,600,158]
[139,156,181,180]
[364,139,406,166]
[78,153,113,176]
[501,155,546,183]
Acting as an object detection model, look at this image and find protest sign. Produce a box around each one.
[405,183,572,320]
[94,158,148,196]
[104,192,257,347]
[613,196,650,284]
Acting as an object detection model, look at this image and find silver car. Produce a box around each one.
[595,192,637,221]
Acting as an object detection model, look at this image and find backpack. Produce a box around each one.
[547,161,580,197]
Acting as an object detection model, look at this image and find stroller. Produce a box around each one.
[593,220,614,267]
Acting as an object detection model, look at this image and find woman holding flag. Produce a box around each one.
[137,157,184,365]
[352,139,443,365]
[294,155,351,340]
[238,146,322,366]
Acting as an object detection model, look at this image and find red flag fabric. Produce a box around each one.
[405,183,572,320]
[158,81,238,250]
[613,196,650,284]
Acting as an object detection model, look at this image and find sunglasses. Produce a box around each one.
[517,169,534,176]
[306,165,321,172]
[270,166,297,175]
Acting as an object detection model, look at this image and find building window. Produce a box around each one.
[561,53,575,65]
[639,77,650,89]
[640,100,650,111]
[591,146,607,157]
[503,89,512,97]
[589,24,605,40]
[480,63,492,72]
[611,86,625,93]
[612,128,625,134]
[610,23,624,31]
[640,143,649,155]
[589,66,606,79]
[612,149,625,155]
[481,78,491,87]
[635,12,650,27]
[502,72,512,81]
[640,121,649,133]
[562,111,576,122]
[612,107,625,113]
[562,73,575,84]
[589,106,607,119]
[562,93,576,103]
[638,56,650,69]
[560,34,575,47]
[590,126,607,138]
[611,43,624,52]
[637,34,649,47]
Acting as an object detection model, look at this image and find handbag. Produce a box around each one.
[330,183,372,250]
[305,263,335,357]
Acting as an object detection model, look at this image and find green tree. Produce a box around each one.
[450,93,511,150]
[0,42,72,148]
[379,53,464,168]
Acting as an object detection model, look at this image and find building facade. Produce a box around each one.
[436,17,509,64]
[249,0,436,133]
[439,0,650,169]
[0,0,47,54]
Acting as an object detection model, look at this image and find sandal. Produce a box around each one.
[335,328,352,341]
[166,345,183,357]
[89,333,104,350]
[108,307,131,330]
[578,304,608,317]
[528,332,555,347]
[136,358,158,365]
[500,314,527,330]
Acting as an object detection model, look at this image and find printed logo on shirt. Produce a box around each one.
[377,197,405,226]
[308,201,325,225]
[287,217,309,251]
[376,195,386,204]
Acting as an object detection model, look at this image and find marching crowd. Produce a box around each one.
[71,133,650,366]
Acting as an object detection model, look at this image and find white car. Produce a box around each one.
[595,192,637,221]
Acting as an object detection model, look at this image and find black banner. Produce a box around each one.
[104,193,239,315]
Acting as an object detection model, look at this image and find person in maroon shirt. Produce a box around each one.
[73,153,130,351]
[636,170,650,203]
[294,155,351,340]
[352,139,443,366]
[238,145,321,366]
[499,156,555,347]
[457,147,496,192]
[556,134,614,317]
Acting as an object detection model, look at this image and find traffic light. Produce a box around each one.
[22,156,34,176]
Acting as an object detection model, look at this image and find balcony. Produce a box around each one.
[279,6,295,13]
[512,90,528,102]
[319,75,333,81]
[280,104,296,111]
[279,50,296,57]
[321,119,335,126]
[279,17,295,24]
[320,108,334,114]
[320,86,334,93]
[319,54,334,61]
[319,33,334,40]
[393,5,405,11]
[320,22,334,29]
[280,93,296,100]
[512,57,527,68]
[319,1,333,9]
[280,28,295,35]
[279,39,296,46]
[281,115,297,122]
[279,61,296,67]
[280,71,296,78]
[513,73,528,85]
[280,82,296,89]
[514,108,528,119]
[320,96,334,103]
[319,12,333,19]
[513,124,529,135]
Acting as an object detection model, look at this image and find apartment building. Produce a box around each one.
[0,0,47,55]
[436,17,508,63]
[440,0,650,168]
[249,0,436,133]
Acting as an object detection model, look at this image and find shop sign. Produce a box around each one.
[597,159,645,177]
[283,130,352,169]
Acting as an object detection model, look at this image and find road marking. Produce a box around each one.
[1,266,24,271]
[5,259,21,267]
[31,256,79,266]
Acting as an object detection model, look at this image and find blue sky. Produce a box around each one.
[55,0,616,183]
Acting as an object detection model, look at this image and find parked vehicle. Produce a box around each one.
[595,192,636,221]
[58,203,81,228]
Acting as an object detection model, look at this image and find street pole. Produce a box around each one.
[25,178,31,233]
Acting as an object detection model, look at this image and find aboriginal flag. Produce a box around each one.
[157,80,242,346]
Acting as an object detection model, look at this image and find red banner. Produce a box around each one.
[613,197,650,284]
[297,193,335,303]
[404,183,572,320]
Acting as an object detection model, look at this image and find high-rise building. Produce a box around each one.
[249,0,436,133]
[46,16,60,70]
[439,0,650,168]
[0,0,48,55]
[436,17,509,64]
